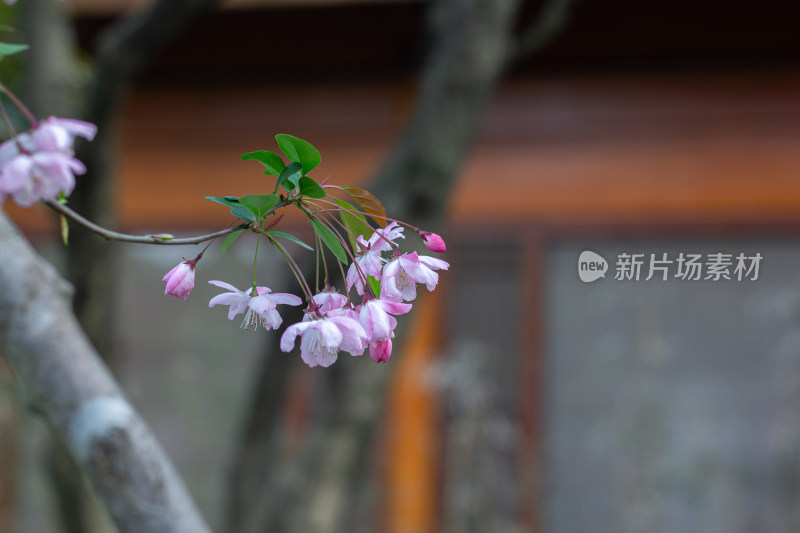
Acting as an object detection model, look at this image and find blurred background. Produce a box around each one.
[2,0,800,532]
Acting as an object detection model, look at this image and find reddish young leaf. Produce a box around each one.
[340,186,387,228]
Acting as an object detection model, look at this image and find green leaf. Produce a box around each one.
[333,197,375,250]
[242,150,286,177]
[266,230,314,251]
[221,229,244,253]
[275,161,303,192]
[275,134,321,174]
[0,42,28,58]
[341,186,387,228]
[206,196,241,209]
[367,276,381,298]
[310,218,348,263]
[230,206,256,223]
[298,176,326,199]
[240,193,280,218]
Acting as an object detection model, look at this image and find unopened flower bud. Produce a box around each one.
[369,339,392,363]
[419,230,446,252]
[162,259,197,301]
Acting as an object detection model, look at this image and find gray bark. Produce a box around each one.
[371,0,522,226]
[0,211,212,533]
[21,2,220,531]
[23,3,107,532]
[0,361,17,532]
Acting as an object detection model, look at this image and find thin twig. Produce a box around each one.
[46,201,251,245]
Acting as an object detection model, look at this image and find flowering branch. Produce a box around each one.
[47,200,251,245]
[2,118,449,368]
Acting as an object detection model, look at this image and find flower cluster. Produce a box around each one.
[166,216,448,368]
[158,135,452,369]
[0,117,97,207]
[277,221,448,367]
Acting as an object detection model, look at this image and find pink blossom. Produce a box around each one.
[311,289,348,313]
[419,231,446,252]
[366,221,405,253]
[357,298,410,363]
[0,116,96,207]
[0,150,85,206]
[368,339,392,363]
[345,237,384,295]
[346,222,405,295]
[358,297,411,342]
[33,117,97,151]
[208,280,302,331]
[162,259,197,301]
[280,313,367,368]
[381,251,449,302]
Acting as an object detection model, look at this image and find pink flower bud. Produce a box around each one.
[162,260,196,301]
[419,231,446,253]
[368,339,392,363]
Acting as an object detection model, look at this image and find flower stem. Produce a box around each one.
[252,231,262,292]
[0,99,19,141]
[314,233,321,293]
[0,81,38,127]
[311,203,402,254]
[318,231,330,285]
[267,235,314,302]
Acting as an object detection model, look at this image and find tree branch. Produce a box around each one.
[511,0,580,63]
[0,211,211,533]
[48,201,251,245]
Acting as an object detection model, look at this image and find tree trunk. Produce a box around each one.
[0,212,212,533]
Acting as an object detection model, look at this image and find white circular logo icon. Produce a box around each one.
[578,251,608,283]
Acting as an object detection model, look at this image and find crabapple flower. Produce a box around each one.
[208,280,302,331]
[162,259,197,300]
[346,221,405,295]
[346,236,384,295]
[34,117,98,152]
[0,150,86,207]
[0,116,97,207]
[368,339,392,363]
[280,313,367,368]
[358,297,412,342]
[368,221,405,253]
[419,231,446,252]
[311,289,348,313]
[381,251,450,302]
[356,297,410,363]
